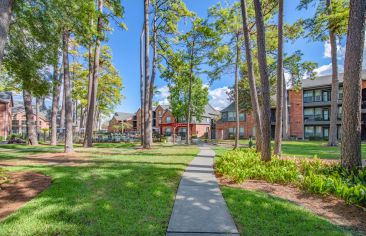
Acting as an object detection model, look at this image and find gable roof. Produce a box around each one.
[0,92,13,106]
[203,104,220,118]
[114,112,133,121]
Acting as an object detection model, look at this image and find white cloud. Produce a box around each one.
[154,85,231,111]
[323,40,346,59]
[314,63,333,76]
[155,85,170,105]
[208,86,231,110]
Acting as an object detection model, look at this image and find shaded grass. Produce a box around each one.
[213,140,366,159]
[0,143,198,235]
[222,187,358,236]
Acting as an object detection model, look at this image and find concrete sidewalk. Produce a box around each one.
[166,146,239,236]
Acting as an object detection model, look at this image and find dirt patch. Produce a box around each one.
[0,171,51,220]
[0,152,92,167]
[218,177,366,234]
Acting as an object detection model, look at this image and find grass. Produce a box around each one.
[213,140,366,159]
[0,143,198,235]
[222,187,358,236]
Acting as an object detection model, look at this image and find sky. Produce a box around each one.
[105,0,362,114]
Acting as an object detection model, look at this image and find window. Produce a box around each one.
[21,120,26,126]
[159,111,162,117]
[222,112,227,121]
[338,88,343,100]
[322,90,330,102]
[165,128,172,136]
[323,127,329,138]
[337,107,342,119]
[207,118,211,123]
[12,120,18,126]
[228,127,236,134]
[240,127,244,137]
[315,108,322,120]
[304,90,313,103]
[314,90,322,102]
[315,126,322,137]
[166,116,171,123]
[304,126,314,138]
[228,112,236,121]
[304,108,314,120]
[239,113,245,121]
[323,109,329,121]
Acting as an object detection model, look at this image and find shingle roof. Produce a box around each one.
[203,104,220,118]
[0,92,13,106]
[302,69,366,89]
[114,112,133,121]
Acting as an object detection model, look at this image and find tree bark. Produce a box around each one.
[35,97,40,140]
[0,0,12,64]
[84,0,104,147]
[140,26,145,146]
[253,0,272,161]
[60,78,65,130]
[63,30,73,153]
[143,0,152,148]
[282,73,289,140]
[51,65,61,146]
[274,0,284,156]
[327,0,339,147]
[85,45,93,122]
[23,89,38,146]
[234,34,241,149]
[240,0,262,152]
[341,0,365,170]
[186,39,196,145]
[148,5,158,146]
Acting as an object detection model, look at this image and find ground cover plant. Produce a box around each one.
[222,187,357,235]
[216,149,366,206]
[0,143,198,235]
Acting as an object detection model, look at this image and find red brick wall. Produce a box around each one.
[161,110,176,124]
[12,111,49,134]
[192,124,210,138]
[0,102,12,138]
[289,89,304,139]
[216,112,256,139]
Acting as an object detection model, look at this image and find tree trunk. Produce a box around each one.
[35,97,40,140]
[0,0,12,64]
[274,0,284,156]
[84,0,104,148]
[85,45,93,118]
[63,30,73,153]
[341,0,365,170]
[253,0,272,161]
[51,65,61,146]
[282,73,289,140]
[143,0,152,149]
[140,26,144,146]
[60,80,65,129]
[186,39,196,145]
[148,6,158,147]
[234,34,240,149]
[23,89,38,146]
[240,0,262,153]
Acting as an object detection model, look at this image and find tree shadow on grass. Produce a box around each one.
[0,160,190,235]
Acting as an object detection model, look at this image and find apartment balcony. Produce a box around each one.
[303,97,343,107]
[304,115,342,125]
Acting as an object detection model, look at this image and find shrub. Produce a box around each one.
[0,168,9,186]
[216,149,366,206]
[216,149,300,184]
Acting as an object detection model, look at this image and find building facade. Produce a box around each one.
[107,112,134,133]
[12,108,50,135]
[0,92,13,139]
[217,70,366,140]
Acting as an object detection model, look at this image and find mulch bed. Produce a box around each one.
[0,171,51,220]
[217,176,366,234]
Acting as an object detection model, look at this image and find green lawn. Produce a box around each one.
[214,140,366,159]
[0,143,198,235]
[222,187,359,236]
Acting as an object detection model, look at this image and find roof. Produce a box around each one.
[302,69,366,89]
[221,102,235,113]
[12,104,49,121]
[114,112,133,121]
[203,104,220,118]
[0,92,13,106]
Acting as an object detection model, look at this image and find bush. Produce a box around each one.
[216,149,366,206]
[0,168,9,186]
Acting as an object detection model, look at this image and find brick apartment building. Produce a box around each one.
[0,92,14,139]
[11,106,50,135]
[217,70,366,140]
[130,104,220,140]
[107,112,134,133]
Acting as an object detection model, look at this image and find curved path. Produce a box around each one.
[166,145,239,236]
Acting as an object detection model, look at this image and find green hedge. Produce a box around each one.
[216,149,366,206]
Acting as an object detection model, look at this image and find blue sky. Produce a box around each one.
[106,0,348,114]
